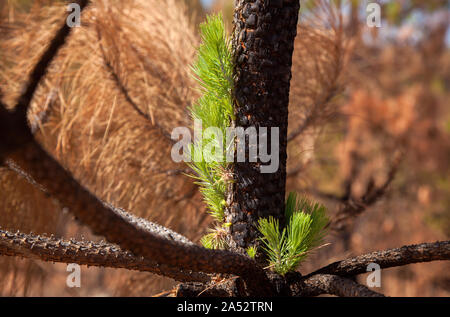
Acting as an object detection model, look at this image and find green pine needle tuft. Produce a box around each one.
[200,227,229,250]
[188,14,233,234]
[246,246,258,259]
[258,192,329,275]
[189,17,330,264]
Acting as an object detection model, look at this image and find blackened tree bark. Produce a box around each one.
[225,0,301,254]
[1,0,449,297]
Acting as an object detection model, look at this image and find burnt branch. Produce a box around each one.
[293,274,384,297]
[13,0,90,120]
[307,241,450,278]
[175,272,385,297]
[226,0,301,254]
[4,139,273,295]
[7,142,195,248]
[0,0,274,295]
[0,229,210,283]
[331,152,403,230]
[5,150,194,247]
[1,1,89,161]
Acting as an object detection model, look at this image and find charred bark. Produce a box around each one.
[0,229,210,283]
[307,241,450,278]
[225,0,301,254]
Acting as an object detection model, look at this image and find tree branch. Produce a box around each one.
[175,272,385,297]
[0,100,11,163]
[14,0,90,119]
[307,241,450,278]
[0,229,210,283]
[0,0,274,295]
[293,274,384,297]
[331,152,403,230]
[6,150,195,247]
[5,140,273,295]
[1,1,90,161]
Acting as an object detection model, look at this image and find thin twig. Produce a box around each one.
[29,89,58,134]
[331,152,403,230]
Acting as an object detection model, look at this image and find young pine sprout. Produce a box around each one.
[258,193,329,275]
[187,14,233,243]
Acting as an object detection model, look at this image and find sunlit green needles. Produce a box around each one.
[189,16,329,270]
[188,14,233,242]
[257,193,329,275]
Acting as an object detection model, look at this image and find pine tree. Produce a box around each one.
[0,0,448,297]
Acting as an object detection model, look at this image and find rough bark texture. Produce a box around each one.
[225,0,301,253]
[5,140,275,295]
[293,274,385,297]
[173,271,386,297]
[13,0,90,120]
[308,241,450,277]
[175,278,245,297]
[2,0,449,298]
[0,229,209,283]
[0,1,275,295]
[1,0,90,161]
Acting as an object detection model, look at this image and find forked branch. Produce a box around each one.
[1,0,448,298]
[4,140,272,294]
[0,1,90,160]
[14,0,90,120]
[171,239,450,296]
[0,2,274,295]
[331,152,403,230]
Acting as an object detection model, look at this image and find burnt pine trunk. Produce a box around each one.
[225,0,300,255]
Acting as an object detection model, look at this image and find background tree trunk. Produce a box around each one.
[225,0,300,255]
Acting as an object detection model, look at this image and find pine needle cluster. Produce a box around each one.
[189,16,329,264]
[187,14,233,247]
[257,193,329,275]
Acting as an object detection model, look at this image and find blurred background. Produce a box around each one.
[0,0,449,296]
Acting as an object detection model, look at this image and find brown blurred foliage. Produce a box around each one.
[0,0,449,296]
[1,0,206,296]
